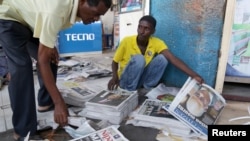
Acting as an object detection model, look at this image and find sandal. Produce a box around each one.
[14,131,45,141]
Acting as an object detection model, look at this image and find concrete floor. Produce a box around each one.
[1,51,250,141]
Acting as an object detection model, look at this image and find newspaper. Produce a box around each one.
[163,77,226,136]
[58,82,97,107]
[83,89,138,124]
[86,89,137,111]
[127,99,192,136]
[136,100,182,124]
[145,83,180,100]
[133,99,190,130]
[70,125,129,141]
[81,68,112,78]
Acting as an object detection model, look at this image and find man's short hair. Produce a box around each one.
[87,0,112,8]
[139,15,157,29]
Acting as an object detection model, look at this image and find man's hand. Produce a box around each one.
[193,75,204,84]
[108,77,119,90]
[54,102,69,127]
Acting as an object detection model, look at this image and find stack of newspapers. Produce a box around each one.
[82,89,138,124]
[127,99,192,136]
[70,125,129,141]
[59,85,97,107]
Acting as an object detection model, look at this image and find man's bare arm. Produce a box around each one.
[37,43,68,126]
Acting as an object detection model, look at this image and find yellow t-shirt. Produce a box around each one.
[0,0,79,48]
[113,35,168,78]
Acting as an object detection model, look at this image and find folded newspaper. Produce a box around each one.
[70,125,129,141]
[86,89,137,111]
[163,77,226,136]
[59,86,97,107]
[127,99,192,136]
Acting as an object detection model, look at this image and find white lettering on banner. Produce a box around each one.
[65,33,95,41]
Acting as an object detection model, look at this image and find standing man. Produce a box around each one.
[108,15,203,92]
[0,0,112,140]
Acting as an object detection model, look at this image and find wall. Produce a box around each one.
[119,11,144,41]
[150,0,226,87]
[101,9,114,34]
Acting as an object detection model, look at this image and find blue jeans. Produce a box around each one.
[0,20,56,136]
[120,54,168,91]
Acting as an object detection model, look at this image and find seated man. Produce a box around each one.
[108,15,203,92]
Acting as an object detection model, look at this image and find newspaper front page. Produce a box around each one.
[70,126,129,141]
[164,77,226,136]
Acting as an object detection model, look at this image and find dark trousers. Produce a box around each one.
[0,20,57,136]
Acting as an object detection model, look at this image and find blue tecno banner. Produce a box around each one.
[58,21,102,56]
